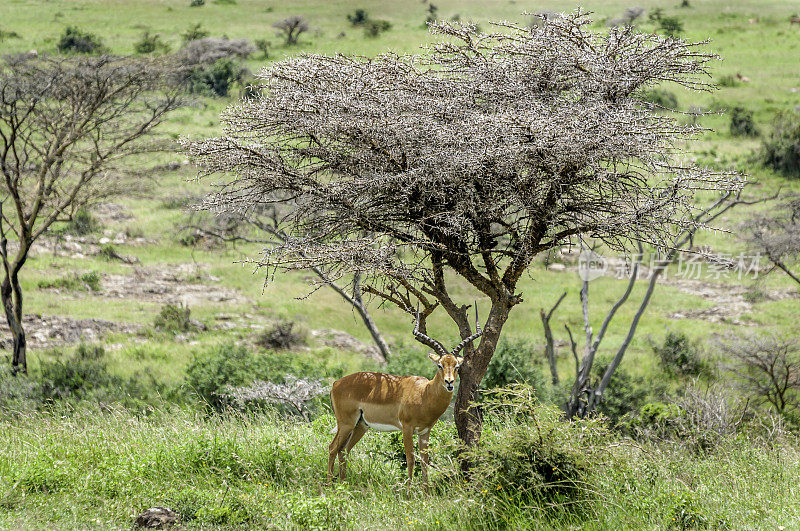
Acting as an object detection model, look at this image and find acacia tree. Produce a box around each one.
[0,55,185,374]
[187,13,741,446]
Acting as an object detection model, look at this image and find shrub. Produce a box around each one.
[652,331,708,377]
[153,303,199,334]
[594,362,651,422]
[718,74,739,87]
[134,31,170,54]
[0,28,21,41]
[0,363,38,412]
[347,9,369,26]
[483,338,547,393]
[364,19,392,38]
[254,320,306,350]
[648,8,665,23]
[254,38,271,58]
[385,348,434,378]
[190,0,204,6]
[37,271,101,292]
[64,208,100,235]
[761,110,800,177]
[187,58,246,97]
[273,16,309,46]
[659,16,684,37]
[729,106,759,137]
[467,389,610,513]
[181,23,209,44]
[641,88,678,109]
[184,343,265,409]
[57,26,107,54]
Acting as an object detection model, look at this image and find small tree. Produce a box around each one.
[742,195,800,285]
[273,16,308,46]
[761,110,800,177]
[719,333,800,414]
[0,55,185,373]
[187,13,739,446]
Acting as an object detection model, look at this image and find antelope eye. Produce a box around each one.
[438,364,443,369]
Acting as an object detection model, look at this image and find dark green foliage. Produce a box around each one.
[659,16,684,37]
[649,8,665,23]
[718,74,739,87]
[154,303,198,334]
[680,0,691,6]
[594,362,651,422]
[729,106,759,137]
[39,344,114,400]
[97,243,120,261]
[653,332,708,377]
[134,31,170,54]
[425,3,438,25]
[187,58,246,97]
[641,88,679,109]
[666,490,711,530]
[57,26,107,54]
[184,343,256,409]
[347,9,369,26]
[364,19,392,38]
[467,390,609,514]
[181,23,209,43]
[0,363,38,411]
[190,0,204,6]
[63,209,100,235]
[483,338,547,393]
[0,28,21,41]
[254,320,306,350]
[762,110,800,177]
[37,271,101,292]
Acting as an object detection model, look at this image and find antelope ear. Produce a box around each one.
[428,353,441,364]
[454,356,464,368]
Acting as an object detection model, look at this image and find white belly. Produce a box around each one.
[363,420,402,432]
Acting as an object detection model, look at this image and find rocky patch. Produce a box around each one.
[0,314,141,350]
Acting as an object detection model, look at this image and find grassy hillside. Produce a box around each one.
[1,0,800,528]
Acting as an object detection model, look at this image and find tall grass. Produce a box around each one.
[0,404,798,529]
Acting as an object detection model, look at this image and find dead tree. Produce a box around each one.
[182,206,392,362]
[273,16,309,46]
[719,333,800,414]
[565,190,762,418]
[540,291,566,384]
[0,55,185,374]
[741,195,800,287]
[186,12,741,447]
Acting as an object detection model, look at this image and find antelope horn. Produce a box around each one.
[413,304,448,357]
[452,302,482,356]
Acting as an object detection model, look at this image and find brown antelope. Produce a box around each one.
[327,306,482,489]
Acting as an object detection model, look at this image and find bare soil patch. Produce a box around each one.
[0,314,141,351]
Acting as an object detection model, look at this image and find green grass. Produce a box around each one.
[1,0,800,527]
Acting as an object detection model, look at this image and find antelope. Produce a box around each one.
[327,306,482,489]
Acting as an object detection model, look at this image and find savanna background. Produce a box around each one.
[0,0,799,528]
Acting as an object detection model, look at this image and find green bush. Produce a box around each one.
[63,209,100,235]
[134,31,170,54]
[364,19,392,38]
[0,28,21,41]
[594,361,651,422]
[190,0,204,6]
[659,16,684,37]
[641,88,679,109]
[483,338,547,393]
[0,363,38,412]
[153,303,199,334]
[761,110,800,177]
[254,38,271,58]
[184,343,265,409]
[347,9,369,26]
[57,26,107,54]
[652,332,708,377]
[385,347,434,378]
[187,58,246,97]
[467,389,610,515]
[39,344,115,401]
[718,74,739,87]
[729,106,759,137]
[37,271,100,292]
[181,23,209,43]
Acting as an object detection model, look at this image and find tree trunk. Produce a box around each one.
[453,300,511,449]
[1,276,26,375]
